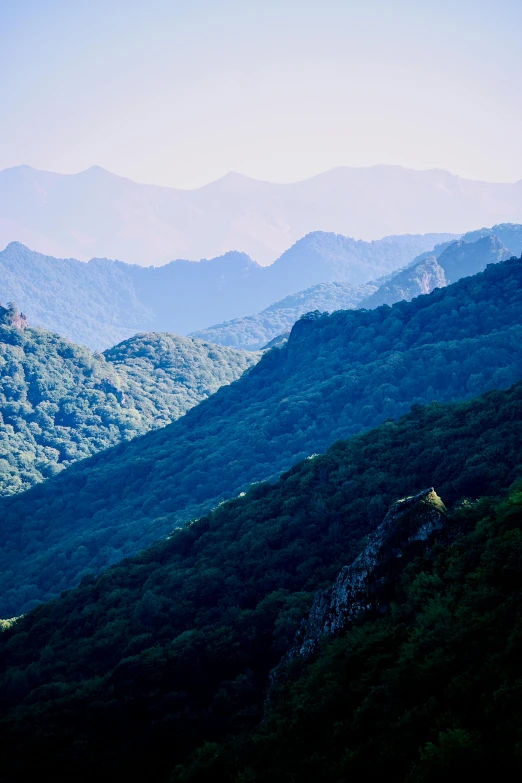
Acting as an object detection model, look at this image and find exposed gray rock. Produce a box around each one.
[361,257,447,309]
[283,488,446,663]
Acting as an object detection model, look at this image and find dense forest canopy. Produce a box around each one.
[1,381,522,781]
[185,481,522,782]
[0,326,257,496]
[0,255,522,616]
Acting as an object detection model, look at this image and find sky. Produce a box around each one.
[0,0,521,189]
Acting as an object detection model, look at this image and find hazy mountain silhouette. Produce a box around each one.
[190,230,519,350]
[0,231,451,348]
[190,280,378,351]
[0,163,520,264]
[362,233,514,308]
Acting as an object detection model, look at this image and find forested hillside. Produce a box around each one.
[0,326,257,495]
[1,255,522,616]
[0,231,453,348]
[1,382,522,782]
[190,231,517,351]
[462,222,522,255]
[181,479,522,783]
[190,280,377,351]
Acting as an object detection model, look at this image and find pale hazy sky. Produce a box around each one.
[1,0,521,188]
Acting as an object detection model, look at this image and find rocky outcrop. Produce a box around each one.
[282,488,446,663]
[0,302,28,330]
[362,257,447,309]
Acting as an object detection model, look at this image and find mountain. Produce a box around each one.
[0,325,258,496]
[0,163,520,264]
[362,233,513,309]
[1,381,522,782]
[0,232,453,349]
[277,487,447,662]
[190,232,519,351]
[198,482,522,783]
[360,256,447,309]
[437,234,513,284]
[1,255,522,617]
[260,231,454,288]
[190,280,378,351]
[462,222,522,255]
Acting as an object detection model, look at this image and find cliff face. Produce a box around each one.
[362,257,447,308]
[282,488,446,664]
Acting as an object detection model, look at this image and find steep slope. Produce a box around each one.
[361,233,513,309]
[0,326,258,496]
[1,256,522,616]
[361,256,446,308]
[190,280,378,351]
[437,234,513,283]
[1,382,522,782]
[190,234,515,351]
[1,162,519,264]
[201,483,522,783]
[462,222,522,255]
[278,487,447,662]
[0,232,450,348]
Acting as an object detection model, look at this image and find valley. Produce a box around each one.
[2,5,522,780]
[0,250,522,617]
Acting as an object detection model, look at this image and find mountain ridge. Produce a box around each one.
[2,162,520,264]
[191,230,519,350]
[0,231,452,348]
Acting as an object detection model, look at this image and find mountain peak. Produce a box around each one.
[77,164,119,179]
[3,241,31,252]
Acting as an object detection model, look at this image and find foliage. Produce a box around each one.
[190,281,377,351]
[461,222,522,256]
[1,256,522,615]
[191,232,515,352]
[0,382,522,781]
[196,485,522,782]
[0,326,257,496]
[436,234,512,284]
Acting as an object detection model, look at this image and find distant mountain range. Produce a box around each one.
[1,164,521,265]
[191,228,521,350]
[0,231,452,349]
